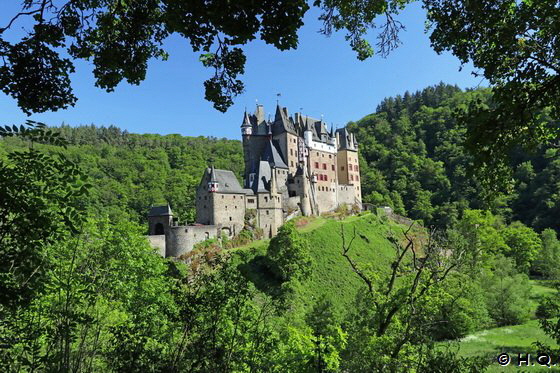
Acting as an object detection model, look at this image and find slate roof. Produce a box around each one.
[336,128,358,150]
[261,140,288,169]
[204,167,245,194]
[273,105,297,135]
[247,161,273,194]
[148,204,172,217]
[255,161,272,193]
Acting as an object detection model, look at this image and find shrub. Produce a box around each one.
[266,222,312,282]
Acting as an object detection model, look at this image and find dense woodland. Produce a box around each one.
[2,84,560,372]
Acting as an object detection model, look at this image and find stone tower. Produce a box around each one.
[336,128,362,204]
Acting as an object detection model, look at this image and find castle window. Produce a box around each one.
[221,195,224,199]
[349,164,353,171]
[230,217,232,221]
[322,153,324,157]
[322,163,326,170]
[332,165,335,171]
[203,205,206,208]
[290,149,293,156]
[350,175,354,181]
[235,206,237,209]
[291,161,294,167]
[225,206,228,210]
[265,196,268,202]
[266,210,269,215]
[329,154,332,159]
[248,198,255,203]
[356,176,359,181]
[356,166,359,172]
[316,152,319,156]
[325,175,328,181]
[314,162,319,168]
[341,166,345,171]
[234,196,236,199]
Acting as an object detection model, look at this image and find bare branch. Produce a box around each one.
[341,224,375,296]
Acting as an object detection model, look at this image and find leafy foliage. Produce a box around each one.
[1,124,243,224]
[1,0,309,112]
[351,83,560,233]
[0,121,89,311]
[266,222,312,282]
[425,0,560,181]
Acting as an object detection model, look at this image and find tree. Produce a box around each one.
[502,221,542,273]
[480,255,532,326]
[424,0,560,187]
[266,222,312,282]
[340,224,470,372]
[534,229,560,279]
[0,121,89,311]
[1,0,409,114]
[305,297,347,372]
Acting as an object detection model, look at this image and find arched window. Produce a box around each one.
[155,223,164,235]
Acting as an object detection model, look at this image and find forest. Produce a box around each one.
[2,84,560,372]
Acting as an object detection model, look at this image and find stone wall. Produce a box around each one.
[256,191,283,237]
[147,235,166,257]
[195,184,214,225]
[309,149,337,187]
[337,149,361,203]
[212,192,246,235]
[315,182,338,213]
[165,225,218,257]
[337,184,357,206]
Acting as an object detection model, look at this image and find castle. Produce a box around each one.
[147,104,362,257]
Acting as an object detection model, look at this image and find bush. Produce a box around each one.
[266,222,312,282]
[536,296,560,319]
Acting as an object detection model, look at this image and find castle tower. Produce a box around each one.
[336,128,362,205]
[148,204,173,235]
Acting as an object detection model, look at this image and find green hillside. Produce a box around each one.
[234,212,415,324]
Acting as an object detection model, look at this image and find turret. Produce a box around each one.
[241,110,252,136]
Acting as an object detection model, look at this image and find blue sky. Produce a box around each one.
[0,2,484,139]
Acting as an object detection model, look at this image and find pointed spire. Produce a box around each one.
[329,124,334,137]
[210,165,217,182]
[241,110,251,128]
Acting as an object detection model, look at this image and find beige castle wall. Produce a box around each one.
[337,184,357,206]
[315,183,338,213]
[275,168,290,206]
[147,235,166,257]
[309,149,337,187]
[195,185,214,225]
[337,149,362,203]
[212,192,246,235]
[256,192,283,237]
[165,225,218,257]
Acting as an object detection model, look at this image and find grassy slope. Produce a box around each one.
[451,280,559,372]
[234,212,406,325]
